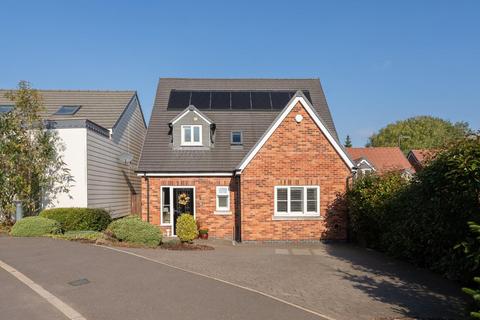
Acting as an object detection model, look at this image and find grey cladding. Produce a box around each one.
[138,78,340,173]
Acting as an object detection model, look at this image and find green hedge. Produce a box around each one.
[107,216,162,247]
[51,230,104,241]
[40,208,111,232]
[11,216,61,237]
[176,214,198,243]
[347,136,480,281]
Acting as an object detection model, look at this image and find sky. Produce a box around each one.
[1,0,479,146]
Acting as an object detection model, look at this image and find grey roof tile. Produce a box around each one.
[138,78,339,172]
[0,89,136,129]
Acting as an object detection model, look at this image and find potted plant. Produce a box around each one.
[198,228,209,240]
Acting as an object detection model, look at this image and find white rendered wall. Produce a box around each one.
[47,128,88,208]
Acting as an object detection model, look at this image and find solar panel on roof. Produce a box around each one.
[251,91,271,109]
[211,92,230,109]
[168,91,191,109]
[190,91,211,109]
[231,92,251,109]
[271,92,291,109]
[302,90,312,103]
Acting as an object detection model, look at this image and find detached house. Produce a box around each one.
[0,90,147,217]
[347,147,415,178]
[137,78,355,241]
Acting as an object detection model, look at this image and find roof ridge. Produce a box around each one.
[0,89,136,93]
[159,77,320,80]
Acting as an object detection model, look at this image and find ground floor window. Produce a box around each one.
[274,186,320,216]
[216,186,230,212]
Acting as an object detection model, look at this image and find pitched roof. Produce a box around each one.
[408,149,437,164]
[0,89,136,129]
[138,78,340,172]
[346,147,414,173]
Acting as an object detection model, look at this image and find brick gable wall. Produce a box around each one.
[240,101,351,241]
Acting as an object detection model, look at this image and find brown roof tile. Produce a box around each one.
[347,147,414,173]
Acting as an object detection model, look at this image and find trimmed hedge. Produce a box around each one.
[51,230,103,241]
[40,208,111,232]
[107,216,162,247]
[176,214,198,243]
[11,216,61,237]
[346,135,480,281]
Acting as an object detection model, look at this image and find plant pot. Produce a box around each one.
[199,233,208,240]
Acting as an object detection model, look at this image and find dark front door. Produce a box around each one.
[173,188,194,235]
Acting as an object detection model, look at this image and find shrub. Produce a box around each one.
[176,214,198,242]
[107,216,161,247]
[40,208,111,232]
[50,230,103,241]
[346,135,480,281]
[10,216,61,237]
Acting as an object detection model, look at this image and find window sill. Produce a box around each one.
[214,211,232,215]
[272,215,322,221]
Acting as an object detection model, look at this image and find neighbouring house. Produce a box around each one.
[346,147,415,178]
[137,78,355,241]
[0,90,147,218]
[407,149,437,172]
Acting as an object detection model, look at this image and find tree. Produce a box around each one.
[367,116,470,153]
[0,81,72,223]
[344,135,352,147]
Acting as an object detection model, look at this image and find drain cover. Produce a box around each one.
[68,278,90,287]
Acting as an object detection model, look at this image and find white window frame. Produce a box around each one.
[274,186,320,217]
[215,186,230,213]
[181,125,202,146]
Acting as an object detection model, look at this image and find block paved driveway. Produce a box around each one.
[0,236,467,320]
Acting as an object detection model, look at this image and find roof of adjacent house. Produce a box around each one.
[0,89,137,129]
[346,147,414,173]
[138,78,340,172]
[407,149,437,164]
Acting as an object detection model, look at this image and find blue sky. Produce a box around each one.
[1,0,478,146]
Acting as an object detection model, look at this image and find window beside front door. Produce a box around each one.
[181,125,202,146]
[274,186,320,217]
[215,186,230,213]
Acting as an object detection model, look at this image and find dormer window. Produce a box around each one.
[231,131,243,145]
[181,125,202,146]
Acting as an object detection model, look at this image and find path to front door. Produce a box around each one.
[161,186,195,236]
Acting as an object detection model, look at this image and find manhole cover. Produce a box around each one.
[68,278,90,287]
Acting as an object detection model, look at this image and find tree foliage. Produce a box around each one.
[346,134,480,281]
[367,116,471,153]
[344,135,352,148]
[0,81,73,222]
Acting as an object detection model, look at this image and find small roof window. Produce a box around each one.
[231,131,243,145]
[0,105,14,113]
[55,105,81,115]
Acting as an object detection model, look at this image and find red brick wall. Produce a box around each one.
[240,101,351,241]
[141,177,235,239]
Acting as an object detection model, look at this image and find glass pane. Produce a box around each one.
[307,201,317,212]
[193,126,200,142]
[277,200,288,212]
[184,126,191,142]
[290,188,303,201]
[307,188,317,201]
[277,188,287,201]
[231,132,242,144]
[217,187,228,195]
[291,200,303,212]
[218,195,228,208]
[162,188,171,224]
